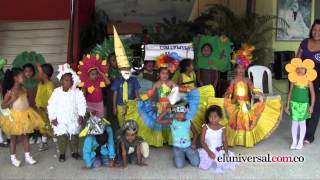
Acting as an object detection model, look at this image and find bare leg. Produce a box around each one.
[22,134,30,153]
[10,135,17,155]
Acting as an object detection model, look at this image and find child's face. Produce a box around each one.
[236,65,245,76]
[159,68,169,81]
[23,67,34,79]
[187,64,194,72]
[109,55,117,68]
[61,74,73,90]
[14,72,25,84]
[125,131,137,143]
[208,112,220,125]
[145,61,154,72]
[296,67,306,76]
[175,112,186,121]
[202,45,212,57]
[88,69,99,80]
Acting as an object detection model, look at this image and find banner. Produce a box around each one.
[144,43,194,61]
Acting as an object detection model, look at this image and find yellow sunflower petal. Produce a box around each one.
[100,81,106,88]
[307,69,317,81]
[86,54,91,59]
[88,86,95,94]
[101,60,107,66]
[302,59,315,70]
[79,82,84,87]
[288,73,298,83]
[297,76,308,86]
[291,58,303,67]
[79,61,84,65]
[285,64,296,73]
[96,54,100,60]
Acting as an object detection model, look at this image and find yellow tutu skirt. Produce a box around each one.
[117,100,165,147]
[189,85,215,133]
[208,96,282,147]
[0,108,45,135]
[38,109,53,137]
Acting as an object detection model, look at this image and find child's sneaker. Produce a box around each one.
[290,143,296,149]
[59,154,66,162]
[295,143,303,150]
[38,142,49,152]
[11,156,21,167]
[71,152,81,160]
[25,156,37,165]
[29,138,35,145]
[36,138,42,144]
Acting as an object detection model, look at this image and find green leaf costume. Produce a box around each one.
[193,35,233,72]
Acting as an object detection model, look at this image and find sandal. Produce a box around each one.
[304,140,310,144]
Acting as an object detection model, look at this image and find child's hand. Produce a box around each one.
[285,105,289,113]
[208,151,216,160]
[51,119,58,126]
[309,106,314,113]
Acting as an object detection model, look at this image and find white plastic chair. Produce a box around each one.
[248,65,283,120]
[247,65,273,96]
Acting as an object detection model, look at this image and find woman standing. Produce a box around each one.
[297,19,320,144]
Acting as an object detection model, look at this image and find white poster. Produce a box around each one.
[144,43,194,60]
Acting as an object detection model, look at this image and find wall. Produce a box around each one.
[256,0,316,53]
[0,0,70,20]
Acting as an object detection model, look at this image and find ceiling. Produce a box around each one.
[95,0,195,25]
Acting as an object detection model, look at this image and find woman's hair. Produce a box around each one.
[204,105,223,124]
[179,59,193,73]
[309,19,320,39]
[2,68,23,97]
[23,63,35,75]
[42,64,54,78]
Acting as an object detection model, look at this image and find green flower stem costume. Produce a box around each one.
[289,85,310,121]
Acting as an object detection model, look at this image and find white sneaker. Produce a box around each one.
[295,143,303,150]
[29,138,35,145]
[290,143,296,149]
[36,138,42,144]
[11,157,21,167]
[25,156,37,165]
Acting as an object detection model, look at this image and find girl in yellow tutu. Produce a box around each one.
[0,68,44,167]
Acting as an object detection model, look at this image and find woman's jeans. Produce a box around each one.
[173,146,200,169]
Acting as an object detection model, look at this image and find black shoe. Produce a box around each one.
[71,153,80,160]
[59,154,66,162]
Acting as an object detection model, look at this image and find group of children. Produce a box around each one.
[0,27,315,174]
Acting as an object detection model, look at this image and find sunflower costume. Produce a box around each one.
[285,58,317,121]
[0,89,44,135]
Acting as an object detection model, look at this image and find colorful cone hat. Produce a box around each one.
[113,26,130,68]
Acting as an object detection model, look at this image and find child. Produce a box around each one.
[285,58,316,150]
[47,63,87,162]
[35,64,55,151]
[152,67,177,114]
[78,54,110,118]
[117,120,149,168]
[157,101,199,169]
[111,27,140,127]
[223,45,281,147]
[178,59,196,88]
[0,68,44,167]
[83,121,116,169]
[198,105,237,172]
[23,63,41,144]
[142,61,158,82]
[108,53,120,81]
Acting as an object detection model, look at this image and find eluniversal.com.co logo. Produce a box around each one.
[217,153,305,163]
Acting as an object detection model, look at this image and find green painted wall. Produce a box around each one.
[256,0,316,53]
